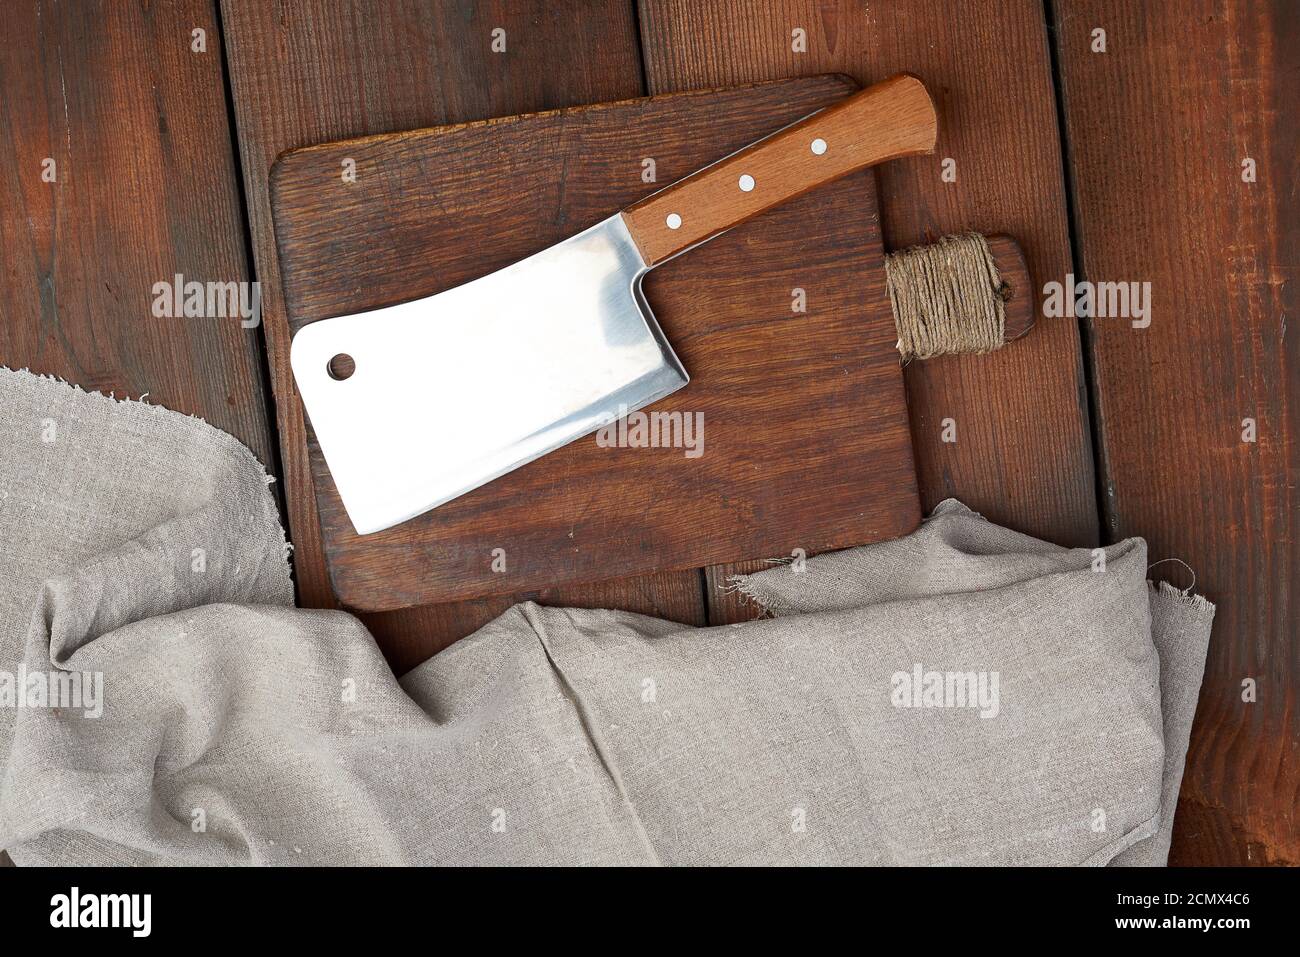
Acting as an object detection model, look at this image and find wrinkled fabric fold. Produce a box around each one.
[0,368,1212,865]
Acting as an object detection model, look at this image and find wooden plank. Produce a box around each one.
[271,77,920,610]
[218,1,706,668]
[1054,0,1298,865]
[637,0,1099,623]
[0,0,273,467]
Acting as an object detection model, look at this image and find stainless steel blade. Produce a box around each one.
[290,214,688,534]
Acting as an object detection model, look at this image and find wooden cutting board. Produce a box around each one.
[271,75,921,611]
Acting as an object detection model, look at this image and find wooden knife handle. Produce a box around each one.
[621,74,937,267]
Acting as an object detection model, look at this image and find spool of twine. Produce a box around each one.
[885,232,1006,361]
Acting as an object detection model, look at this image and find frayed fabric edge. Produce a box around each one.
[0,365,296,598]
[721,573,785,617]
[1149,579,1216,616]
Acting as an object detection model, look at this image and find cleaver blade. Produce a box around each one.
[290,215,682,535]
[290,74,938,534]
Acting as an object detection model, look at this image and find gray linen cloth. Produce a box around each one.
[0,367,1213,865]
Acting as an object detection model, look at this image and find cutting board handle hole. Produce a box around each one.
[327,353,356,380]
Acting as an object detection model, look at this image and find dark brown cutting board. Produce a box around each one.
[270,75,921,611]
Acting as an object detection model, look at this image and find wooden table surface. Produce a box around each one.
[1,0,1295,866]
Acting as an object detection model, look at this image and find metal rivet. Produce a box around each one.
[327,353,355,381]
[738,173,755,192]
[666,212,682,229]
[811,137,828,155]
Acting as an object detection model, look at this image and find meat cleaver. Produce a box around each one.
[290,74,937,535]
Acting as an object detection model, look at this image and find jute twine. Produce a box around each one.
[886,232,1006,361]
